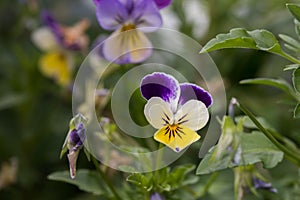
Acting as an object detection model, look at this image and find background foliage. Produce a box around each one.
[1,0,300,199]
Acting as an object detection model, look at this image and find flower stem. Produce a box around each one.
[279,51,300,65]
[155,143,164,173]
[92,156,122,200]
[234,99,300,166]
[197,172,219,197]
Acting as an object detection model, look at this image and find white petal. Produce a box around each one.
[102,28,152,64]
[174,100,209,131]
[144,97,173,129]
[31,27,60,51]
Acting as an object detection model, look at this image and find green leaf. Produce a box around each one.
[240,78,298,100]
[294,103,300,118]
[48,170,104,195]
[126,173,153,191]
[200,28,300,64]
[196,132,284,175]
[236,116,273,130]
[284,64,300,71]
[200,28,281,54]
[293,67,300,93]
[241,131,284,168]
[287,4,300,22]
[279,34,300,50]
[167,164,198,190]
[294,19,300,39]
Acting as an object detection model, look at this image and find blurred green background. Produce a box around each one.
[0,0,300,199]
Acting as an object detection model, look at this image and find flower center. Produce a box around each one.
[121,24,136,32]
[164,124,185,141]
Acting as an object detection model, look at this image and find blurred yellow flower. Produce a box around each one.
[39,52,72,87]
[31,11,89,87]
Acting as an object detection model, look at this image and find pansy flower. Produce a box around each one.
[31,11,89,87]
[140,72,212,152]
[94,0,172,64]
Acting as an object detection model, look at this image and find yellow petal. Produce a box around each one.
[103,29,152,64]
[154,125,201,152]
[39,52,71,87]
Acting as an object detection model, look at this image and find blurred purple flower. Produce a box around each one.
[150,193,165,200]
[42,11,90,51]
[93,0,171,64]
[252,177,277,193]
[31,11,90,87]
[153,0,172,9]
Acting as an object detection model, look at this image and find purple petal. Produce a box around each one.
[141,72,180,104]
[178,83,212,108]
[252,177,277,193]
[150,193,165,200]
[131,0,162,31]
[95,0,128,30]
[41,11,63,43]
[153,0,172,9]
[69,123,86,147]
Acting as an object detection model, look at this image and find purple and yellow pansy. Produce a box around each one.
[94,0,172,64]
[31,11,89,87]
[140,72,212,152]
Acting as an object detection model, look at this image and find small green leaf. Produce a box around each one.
[279,34,300,50]
[240,78,297,99]
[200,28,257,53]
[200,28,282,54]
[167,164,197,189]
[200,28,300,64]
[287,4,300,22]
[157,183,171,192]
[284,44,299,52]
[294,19,300,38]
[48,170,104,195]
[294,103,300,118]
[236,116,272,130]
[284,64,300,71]
[196,132,284,175]
[293,67,300,93]
[127,173,152,191]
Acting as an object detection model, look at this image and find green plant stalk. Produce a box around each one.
[280,51,300,65]
[236,101,300,166]
[92,156,122,200]
[197,172,219,197]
